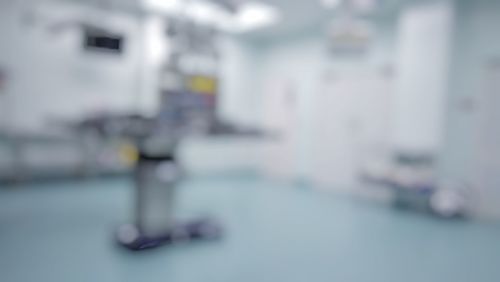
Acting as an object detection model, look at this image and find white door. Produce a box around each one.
[311,68,393,190]
[260,78,299,181]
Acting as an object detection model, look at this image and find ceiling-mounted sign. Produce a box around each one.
[326,16,374,55]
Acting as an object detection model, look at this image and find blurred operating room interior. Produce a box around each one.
[1,0,500,281]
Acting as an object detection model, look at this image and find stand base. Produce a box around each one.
[116,218,222,251]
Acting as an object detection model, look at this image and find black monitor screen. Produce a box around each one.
[84,29,123,54]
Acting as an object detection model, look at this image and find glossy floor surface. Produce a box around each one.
[1,175,500,282]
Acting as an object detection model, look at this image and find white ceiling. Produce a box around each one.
[242,0,402,41]
[51,0,402,41]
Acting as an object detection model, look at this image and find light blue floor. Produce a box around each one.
[1,175,500,282]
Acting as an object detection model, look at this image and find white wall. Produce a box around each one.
[218,37,262,126]
[0,2,144,130]
[393,0,453,153]
[0,1,274,178]
[392,0,500,220]
[258,34,324,182]
[441,0,500,219]
[0,0,264,133]
[253,18,398,190]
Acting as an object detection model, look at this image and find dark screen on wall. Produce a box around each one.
[84,29,123,54]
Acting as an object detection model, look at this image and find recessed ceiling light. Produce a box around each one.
[186,1,223,25]
[228,2,281,33]
[142,0,280,33]
[143,0,181,14]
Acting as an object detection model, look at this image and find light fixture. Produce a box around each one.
[227,2,281,33]
[143,0,182,14]
[185,1,224,25]
[142,0,280,33]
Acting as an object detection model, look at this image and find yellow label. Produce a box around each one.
[119,142,139,166]
[187,76,217,95]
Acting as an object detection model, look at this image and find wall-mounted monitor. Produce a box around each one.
[83,27,124,54]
